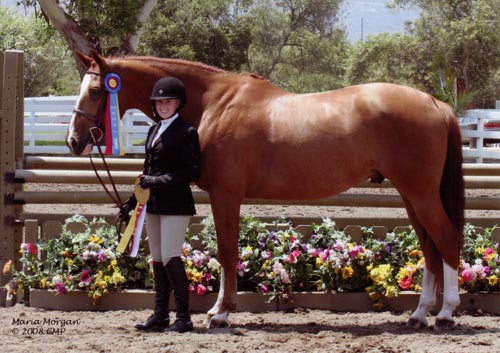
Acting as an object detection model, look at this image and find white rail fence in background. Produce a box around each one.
[24,96,500,161]
[24,96,151,154]
[459,109,500,163]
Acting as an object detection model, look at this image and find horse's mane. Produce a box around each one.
[111,55,270,83]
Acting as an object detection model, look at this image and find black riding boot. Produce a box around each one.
[164,257,193,333]
[135,261,170,331]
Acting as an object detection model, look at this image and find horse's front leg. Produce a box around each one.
[204,192,241,328]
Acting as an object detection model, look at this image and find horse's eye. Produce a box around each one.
[90,88,102,98]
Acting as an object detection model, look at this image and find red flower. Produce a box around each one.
[26,243,38,255]
[399,276,413,290]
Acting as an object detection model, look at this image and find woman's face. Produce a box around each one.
[155,98,180,119]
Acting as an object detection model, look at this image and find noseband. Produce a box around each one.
[72,70,104,127]
[73,69,126,234]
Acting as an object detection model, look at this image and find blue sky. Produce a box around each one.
[341,0,420,42]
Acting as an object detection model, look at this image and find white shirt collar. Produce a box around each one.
[160,113,179,125]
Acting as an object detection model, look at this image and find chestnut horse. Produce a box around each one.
[67,50,464,331]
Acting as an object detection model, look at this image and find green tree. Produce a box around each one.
[387,0,500,108]
[138,0,252,72]
[0,7,78,96]
[247,0,349,92]
[348,33,423,88]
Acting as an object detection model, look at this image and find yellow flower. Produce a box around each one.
[40,277,47,289]
[111,259,118,268]
[385,285,398,298]
[370,264,392,285]
[66,258,74,266]
[89,235,103,244]
[315,257,323,268]
[488,275,498,287]
[414,284,422,293]
[2,260,12,275]
[341,266,354,279]
[112,271,125,284]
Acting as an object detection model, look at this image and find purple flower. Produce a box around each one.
[259,284,268,294]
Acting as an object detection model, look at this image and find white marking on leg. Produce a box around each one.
[67,74,91,146]
[437,261,459,321]
[410,267,436,326]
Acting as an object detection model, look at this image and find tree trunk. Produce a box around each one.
[38,0,91,77]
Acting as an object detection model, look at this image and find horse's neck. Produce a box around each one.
[118,59,217,127]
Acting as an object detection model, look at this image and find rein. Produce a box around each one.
[75,69,127,234]
[89,127,126,234]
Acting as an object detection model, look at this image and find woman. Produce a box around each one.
[118,77,201,333]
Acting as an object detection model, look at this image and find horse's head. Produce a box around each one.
[66,50,111,156]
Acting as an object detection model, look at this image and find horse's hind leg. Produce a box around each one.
[404,194,461,331]
[402,197,437,329]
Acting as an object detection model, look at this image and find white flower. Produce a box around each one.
[207,258,221,271]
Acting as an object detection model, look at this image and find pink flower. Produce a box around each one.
[348,245,363,259]
[288,249,301,264]
[196,284,207,296]
[55,282,65,294]
[188,284,195,293]
[461,264,477,283]
[259,284,268,294]
[203,273,212,282]
[80,269,91,284]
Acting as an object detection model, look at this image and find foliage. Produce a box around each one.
[138,0,252,72]
[4,215,500,309]
[0,7,79,96]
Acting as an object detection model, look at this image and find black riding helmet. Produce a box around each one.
[151,77,186,118]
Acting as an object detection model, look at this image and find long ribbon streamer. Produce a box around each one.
[104,73,125,156]
[116,176,149,257]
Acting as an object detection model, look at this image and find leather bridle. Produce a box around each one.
[73,69,126,235]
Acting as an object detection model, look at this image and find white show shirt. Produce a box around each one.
[151,113,179,146]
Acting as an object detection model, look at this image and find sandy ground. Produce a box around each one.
[4,182,499,352]
[2,304,500,353]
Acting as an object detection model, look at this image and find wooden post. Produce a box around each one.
[0,51,24,301]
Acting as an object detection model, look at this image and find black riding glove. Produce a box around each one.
[139,175,160,189]
[116,197,136,224]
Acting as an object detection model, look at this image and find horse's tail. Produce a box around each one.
[438,100,465,251]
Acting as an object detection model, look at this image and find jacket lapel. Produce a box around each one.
[151,117,182,149]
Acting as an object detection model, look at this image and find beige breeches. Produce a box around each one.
[145,213,190,265]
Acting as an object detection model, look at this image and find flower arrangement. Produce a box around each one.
[4,215,499,308]
[5,215,152,305]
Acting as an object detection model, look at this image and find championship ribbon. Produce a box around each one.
[104,73,125,156]
[117,176,149,257]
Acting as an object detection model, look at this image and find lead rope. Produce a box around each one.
[89,127,126,236]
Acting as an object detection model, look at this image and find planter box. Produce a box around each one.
[29,289,500,314]
[29,289,276,312]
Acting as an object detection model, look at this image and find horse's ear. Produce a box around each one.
[74,50,93,69]
[89,49,110,73]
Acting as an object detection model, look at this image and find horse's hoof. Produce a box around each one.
[406,318,427,330]
[434,318,455,332]
[208,318,230,329]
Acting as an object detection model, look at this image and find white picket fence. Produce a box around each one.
[24,96,500,161]
[24,96,151,154]
[459,109,500,163]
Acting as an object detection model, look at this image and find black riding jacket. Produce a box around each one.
[126,116,201,215]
